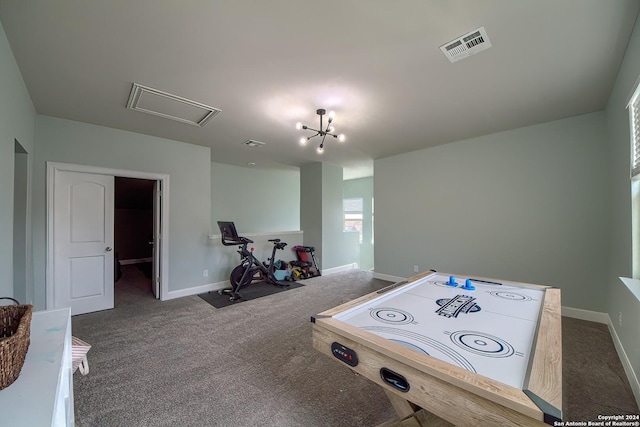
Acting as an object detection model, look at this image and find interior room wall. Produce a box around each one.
[211,161,300,233]
[31,115,212,309]
[605,13,640,391]
[321,163,347,270]
[300,162,356,271]
[301,163,324,265]
[344,176,374,270]
[0,21,35,301]
[374,111,610,312]
[13,144,28,302]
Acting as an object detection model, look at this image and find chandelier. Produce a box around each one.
[296,108,346,154]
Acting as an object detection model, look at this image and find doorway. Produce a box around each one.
[46,162,170,314]
[13,140,28,303]
[114,177,156,307]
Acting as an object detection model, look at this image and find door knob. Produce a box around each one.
[106,247,113,252]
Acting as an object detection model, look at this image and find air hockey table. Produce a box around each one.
[311,271,562,426]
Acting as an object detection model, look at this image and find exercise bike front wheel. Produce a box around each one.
[230,265,260,289]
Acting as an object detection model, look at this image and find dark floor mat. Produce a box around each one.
[198,281,304,309]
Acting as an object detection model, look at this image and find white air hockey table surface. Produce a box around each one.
[311,271,562,426]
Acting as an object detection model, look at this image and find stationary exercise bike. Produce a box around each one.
[217,221,290,301]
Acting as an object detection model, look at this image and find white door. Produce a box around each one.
[53,171,114,315]
[151,180,161,298]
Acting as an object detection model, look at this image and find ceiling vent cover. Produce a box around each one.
[243,139,266,148]
[440,26,492,63]
[126,83,221,127]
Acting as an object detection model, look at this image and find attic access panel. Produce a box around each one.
[126,83,221,127]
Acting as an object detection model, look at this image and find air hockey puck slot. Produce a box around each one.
[380,367,410,392]
[331,342,358,367]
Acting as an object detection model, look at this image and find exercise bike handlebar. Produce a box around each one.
[221,235,253,246]
[223,235,287,252]
[238,238,287,251]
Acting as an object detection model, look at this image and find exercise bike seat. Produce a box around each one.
[268,238,281,243]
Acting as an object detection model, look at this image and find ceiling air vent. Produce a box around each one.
[440,26,492,63]
[126,83,221,127]
[243,139,266,148]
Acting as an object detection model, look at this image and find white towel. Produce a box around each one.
[71,336,91,375]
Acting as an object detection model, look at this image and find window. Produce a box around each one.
[371,196,374,245]
[630,79,640,278]
[343,198,363,243]
[631,83,640,178]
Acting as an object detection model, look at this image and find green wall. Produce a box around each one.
[375,112,610,311]
[0,21,35,301]
[300,163,324,266]
[211,162,299,233]
[321,163,345,269]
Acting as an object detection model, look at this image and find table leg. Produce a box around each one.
[384,389,419,419]
[378,389,455,427]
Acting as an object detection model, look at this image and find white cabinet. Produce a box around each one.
[0,308,74,426]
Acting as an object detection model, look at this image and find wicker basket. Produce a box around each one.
[0,297,33,391]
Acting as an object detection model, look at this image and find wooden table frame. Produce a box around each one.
[311,271,562,426]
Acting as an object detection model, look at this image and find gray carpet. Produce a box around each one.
[72,267,639,426]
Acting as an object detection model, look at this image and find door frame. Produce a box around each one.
[46,162,170,308]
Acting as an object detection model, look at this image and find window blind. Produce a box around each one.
[632,87,640,178]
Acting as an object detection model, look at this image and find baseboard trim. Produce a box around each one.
[561,306,609,323]
[120,257,152,265]
[165,280,228,300]
[607,316,640,409]
[322,263,358,276]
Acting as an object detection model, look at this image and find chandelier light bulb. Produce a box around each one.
[297,108,345,154]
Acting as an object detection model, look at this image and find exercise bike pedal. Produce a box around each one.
[273,280,291,288]
[218,288,241,301]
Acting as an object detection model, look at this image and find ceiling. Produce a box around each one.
[1,1,639,180]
